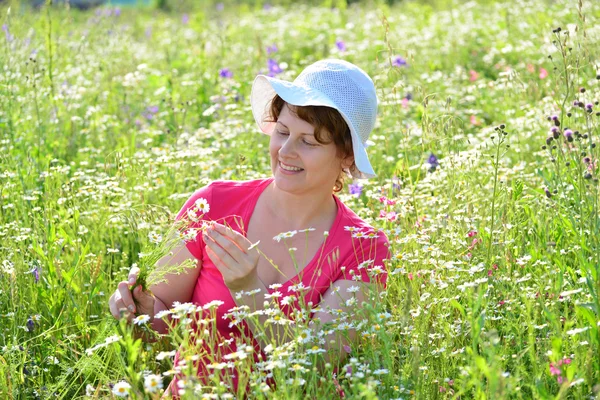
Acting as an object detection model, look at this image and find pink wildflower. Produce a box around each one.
[539,68,548,79]
[469,70,479,82]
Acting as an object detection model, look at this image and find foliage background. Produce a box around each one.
[1,0,599,398]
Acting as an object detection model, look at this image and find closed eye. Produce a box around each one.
[276,130,318,147]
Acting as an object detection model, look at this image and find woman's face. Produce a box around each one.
[269,104,351,196]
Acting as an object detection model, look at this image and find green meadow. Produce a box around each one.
[1,0,599,398]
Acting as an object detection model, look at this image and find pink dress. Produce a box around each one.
[169,178,389,394]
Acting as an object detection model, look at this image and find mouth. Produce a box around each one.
[279,161,304,172]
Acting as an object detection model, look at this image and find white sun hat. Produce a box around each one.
[250,59,378,179]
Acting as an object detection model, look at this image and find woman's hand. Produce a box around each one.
[109,265,156,322]
[203,223,261,291]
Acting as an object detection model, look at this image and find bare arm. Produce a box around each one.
[150,242,202,333]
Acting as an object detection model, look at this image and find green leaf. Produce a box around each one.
[450,299,466,318]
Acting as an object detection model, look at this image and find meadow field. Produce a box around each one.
[1,0,600,398]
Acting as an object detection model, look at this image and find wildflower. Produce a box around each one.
[427,153,439,172]
[156,350,176,360]
[26,317,35,332]
[181,14,189,24]
[392,56,408,67]
[539,67,548,79]
[335,39,346,52]
[2,24,14,42]
[469,70,479,81]
[273,230,297,242]
[586,103,593,113]
[266,44,278,55]
[219,68,233,79]
[28,264,40,283]
[148,231,163,244]
[566,327,589,336]
[216,2,224,11]
[267,58,282,77]
[346,285,361,293]
[112,381,131,397]
[85,384,95,396]
[564,129,573,142]
[194,198,210,214]
[133,314,151,326]
[349,182,362,197]
[307,346,326,354]
[144,374,163,393]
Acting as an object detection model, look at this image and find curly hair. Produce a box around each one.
[264,94,356,193]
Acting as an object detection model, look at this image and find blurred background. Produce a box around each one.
[6,0,499,11]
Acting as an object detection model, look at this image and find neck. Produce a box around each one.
[265,181,337,230]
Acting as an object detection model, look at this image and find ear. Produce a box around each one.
[341,154,355,170]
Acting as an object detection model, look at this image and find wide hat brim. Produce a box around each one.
[251,74,376,179]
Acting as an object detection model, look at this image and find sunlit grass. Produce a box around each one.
[1,0,599,398]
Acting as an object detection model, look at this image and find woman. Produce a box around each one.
[109,59,390,396]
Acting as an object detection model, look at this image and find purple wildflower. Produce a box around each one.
[27,317,35,332]
[335,39,346,52]
[266,44,278,55]
[392,56,408,67]
[28,264,40,283]
[2,24,14,42]
[219,68,233,79]
[263,3,272,10]
[563,129,573,142]
[428,153,439,171]
[144,105,159,120]
[114,8,121,17]
[586,103,593,112]
[216,2,224,12]
[182,14,189,24]
[145,27,152,39]
[267,59,282,77]
[405,92,413,101]
[349,183,363,197]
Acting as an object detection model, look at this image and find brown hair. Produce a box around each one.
[265,94,356,192]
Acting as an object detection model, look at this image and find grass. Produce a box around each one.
[0,0,599,398]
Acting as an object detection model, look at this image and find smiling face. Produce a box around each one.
[269,104,353,196]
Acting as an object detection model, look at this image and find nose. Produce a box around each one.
[277,135,298,159]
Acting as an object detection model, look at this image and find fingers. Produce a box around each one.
[117,281,136,314]
[212,223,252,251]
[204,239,236,272]
[204,229,242,266]
[128,266,140,285]
[109,291,134,321]
[132,285,155,309]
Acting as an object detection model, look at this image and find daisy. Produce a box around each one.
[133,314,151,326]
[273,230,298,242]
[194,197,210,214]
[112,381,131,397]
[144,374,163,393]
